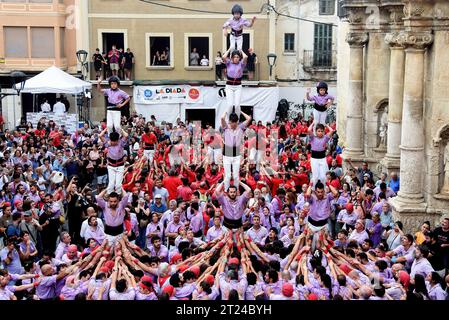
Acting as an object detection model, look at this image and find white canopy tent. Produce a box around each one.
[14,66,92,133]
[15,65,92,94]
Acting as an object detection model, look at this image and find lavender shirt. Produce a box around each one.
[206,225,226,241]
[222,122,247,149]
[310,135,330,152]
[226,60,246,79]
[189,212,203,234]
[96,195,128,227]
[223,17,251,32]
[217,192,249,221]
[307,93,335,106]
[410,258,434,280]
[308,193,335,221]
[145,222,163,242]
[246,226,268,245]
[104,139,127,160]
[103,88,129,106]
[36,275,57,299]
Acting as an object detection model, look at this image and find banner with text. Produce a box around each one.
[134,85,203,105]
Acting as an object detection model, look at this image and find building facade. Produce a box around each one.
[337,0,449,231]
[275,0,339,113]
[87,0,278,122]
[0,0,86,128]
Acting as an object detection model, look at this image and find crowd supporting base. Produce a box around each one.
[0,99,448,300]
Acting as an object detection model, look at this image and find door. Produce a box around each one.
[313,24,333,67]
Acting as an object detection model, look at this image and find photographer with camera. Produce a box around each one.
[0,237,26,274]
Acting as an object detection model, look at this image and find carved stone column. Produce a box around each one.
[382,32,405,169]
[343,32,368,160]
[390,32,433,212]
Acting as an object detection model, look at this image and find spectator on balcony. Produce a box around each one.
[247,48,258,81]
[215,51,224,80]
[108,45,120,77]
[200,55,209,67]
[152,51,161,66]
[190,48,200,66]
[122,48,135,81]
[160,50,169,66]
[92,48,106,80]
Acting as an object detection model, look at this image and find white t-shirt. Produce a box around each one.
[53,102,66,114]
[200,58,209,66]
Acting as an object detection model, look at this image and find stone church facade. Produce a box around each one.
[337,0,449,232]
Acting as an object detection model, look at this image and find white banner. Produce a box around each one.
[134,86,279,129]
[134,85,203,104]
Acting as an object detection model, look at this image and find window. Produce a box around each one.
[284,33,295,52]
[146,33,174,68]
[31,27,55,58]
[313,23,333,67]
[319,0,335,15]
[184,33,212,68]
[4,27,28,58]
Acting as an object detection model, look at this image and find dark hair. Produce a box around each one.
[190,202,199,211]
[429,271,442,285]
[109,192,119,199]
[109,131,120,142]
[413,274,429,299]
[315,180,325,190]
[267,269,278,283]
[247,272,257,286]
[151,235,161,244]
[182,270,195,281]
[320,273,333,299]
[228,289,240,301]
[417,244,430,258]
[229,113,239,123]
[395,221,403,230]
[375,259,388,272]
[316,124,325,131]
[116,279,128,293]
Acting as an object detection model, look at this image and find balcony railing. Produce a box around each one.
[303,50,337,69]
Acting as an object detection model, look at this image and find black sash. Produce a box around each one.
[193,230,203,238]
[223,216,242,229]
[308,216,328,227]
[231,29,243,37]
[107,103,121,112]
[104,224,123,236]
[314,103,327,112]
[311,150,326,159]
[108,157,125,167]
[226,77,242,86]
[223,145,240,157]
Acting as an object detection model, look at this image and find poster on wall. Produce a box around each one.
[134,85,203,104]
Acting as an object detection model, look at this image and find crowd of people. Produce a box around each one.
[0,4,448,303]
[92,46,135,81]
[0,101,448,300]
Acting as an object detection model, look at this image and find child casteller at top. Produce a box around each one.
[223,4,256,52]
[306,81,335,133]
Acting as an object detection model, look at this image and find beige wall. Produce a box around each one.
[0,0,79,73]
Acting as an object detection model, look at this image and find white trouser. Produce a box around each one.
[313,109,327,134]
[107,165,125,194]
[223,155,241,190]
[105,234,122,247]
[143,149,155,164]
[230,34,243,51]
[311,157,329,188]
[207,147,222,164]
[225,85,242,119]
[107,110,121,133]
[249,148,264,170]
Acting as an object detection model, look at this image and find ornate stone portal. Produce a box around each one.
[340,0,449,232]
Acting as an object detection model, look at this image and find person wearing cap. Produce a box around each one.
[99,126,129,196]
[348,219,369,245]
[214,180,251,230]
[306,82,335,133]
[267,282,298,300]
[150,194,167,214]
[136,275,157,300]
[223,5,256,52]
[336,202,357,232]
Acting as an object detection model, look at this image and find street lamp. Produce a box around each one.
[267,53,277,80]
[1,71,27,100]
[1,71,27,131]
[76,49,89,80]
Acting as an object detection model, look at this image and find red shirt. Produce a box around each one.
[163,176,182,200]
[142,132,157,148]
[176,185,193,201]
[292,173,309,188]
[205,168,223,186]
[270,177,284,196]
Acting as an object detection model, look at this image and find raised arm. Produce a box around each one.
[241,111,251,128]
[221,112,228,129]
[241,50,248,65]
[98,127,108,144]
